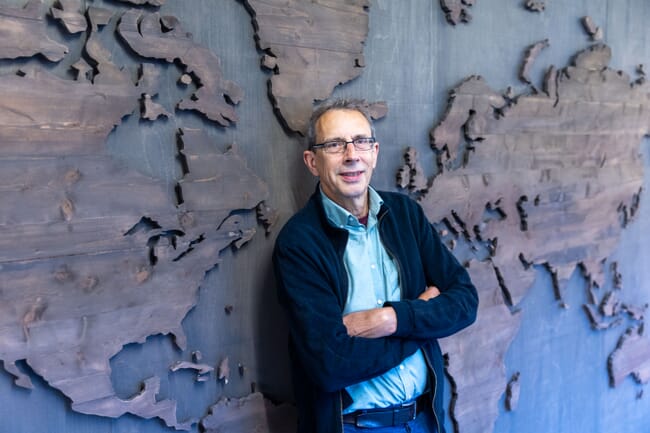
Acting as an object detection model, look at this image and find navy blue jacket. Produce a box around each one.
[273,187,478,433]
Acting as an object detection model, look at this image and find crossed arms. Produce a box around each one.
[342,286,441,338]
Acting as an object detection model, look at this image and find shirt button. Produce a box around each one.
[377,299,383,305]
[370,264,376,269]
[399,365,405,370]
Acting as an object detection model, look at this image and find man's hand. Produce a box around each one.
[419,285,440,301]
[342,286,440,338]
[343,307,397,338]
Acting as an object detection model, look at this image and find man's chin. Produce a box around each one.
[340,185,369,199]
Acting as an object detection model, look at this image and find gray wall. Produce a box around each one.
[1,0,649,432]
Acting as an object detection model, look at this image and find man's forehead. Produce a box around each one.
[316,109,371,137]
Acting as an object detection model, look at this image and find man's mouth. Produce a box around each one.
[340,170,364,182]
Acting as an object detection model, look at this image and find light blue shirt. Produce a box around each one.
[320,187,428,413]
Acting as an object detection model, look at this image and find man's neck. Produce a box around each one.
[339,195,369,219]
[349,204,368,219]
[319,186,370,220]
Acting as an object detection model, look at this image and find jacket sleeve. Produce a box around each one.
[273,225,421,393]
[387,200,479,340]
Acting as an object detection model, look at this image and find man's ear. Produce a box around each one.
[303,150,320,177]
[371,141,379,169]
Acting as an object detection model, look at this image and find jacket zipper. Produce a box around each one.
[378,209,442,433]
[339,391,344,432]
[377,210,404,301]
[422,349,442,433]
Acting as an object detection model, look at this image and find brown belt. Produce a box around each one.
[342,393,429,428]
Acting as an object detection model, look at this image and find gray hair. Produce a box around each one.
[306,98,376,148]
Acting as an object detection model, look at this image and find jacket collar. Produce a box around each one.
[310,182,389,224]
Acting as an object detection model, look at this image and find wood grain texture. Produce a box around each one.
[50,0,86,33]
[0,0,68,61]
[117,9,242,127]
[201,392,296,433]
[1,2,649,433]
[414,43,646,433]
[608,326,650,387]
[243,0,370,134]
[440,260,521,433]
[0,5,268,430]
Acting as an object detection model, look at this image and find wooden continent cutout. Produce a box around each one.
[400,41,647,433]
[0,3,270,430]
[243,0,370,135]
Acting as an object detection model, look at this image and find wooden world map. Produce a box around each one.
[0,0,647,432]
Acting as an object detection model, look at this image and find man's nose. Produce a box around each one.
[342,141,360,159]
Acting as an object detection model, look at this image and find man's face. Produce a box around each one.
[303,109,379,215]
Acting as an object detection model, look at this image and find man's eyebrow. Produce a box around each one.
[319,136,344,142]
[321,134,371,142]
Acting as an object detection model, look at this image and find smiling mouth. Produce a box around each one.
[340,170,364,181]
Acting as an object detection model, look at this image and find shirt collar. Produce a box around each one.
[320,185,383,230]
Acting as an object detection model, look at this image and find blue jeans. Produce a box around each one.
[343,410,437,433]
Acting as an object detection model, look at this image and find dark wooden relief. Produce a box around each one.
[523,1,545,12]
[141,93,172,120]
[116,0,165,6]
[87,5,113,29]
[51,0,86,34]
[0,2,272,431]
[441,260,521,433]
[200,393,296,433]
[581,16,603,41]
[439,0,476,25]
[608,326,650,388]
[2,2,647,433]
[256,202,280,235]
[519,39,549,91]
[175,128,269,224]
[406,42,646,432]
[505,372,521,411]
[584,265,649,387]
[170,351,214,382]
[397,147,428,193]
[117,9,243,127]
[0,0,68,61]
[242,0,370,134]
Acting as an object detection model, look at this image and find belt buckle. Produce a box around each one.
[394,400,417,424]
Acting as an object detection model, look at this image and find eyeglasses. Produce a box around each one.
[310,137,376,154]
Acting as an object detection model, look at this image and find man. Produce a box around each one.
[273,99,478,433]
